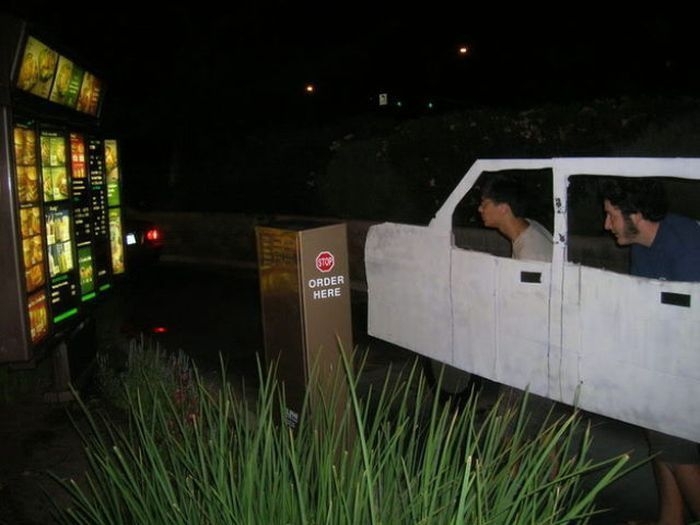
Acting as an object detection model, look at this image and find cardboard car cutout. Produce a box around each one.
[366,158,700,442]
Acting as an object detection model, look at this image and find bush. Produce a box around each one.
[94,336,197,418]
[53,340,633,524]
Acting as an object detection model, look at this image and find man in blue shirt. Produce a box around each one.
[602,177,700,525]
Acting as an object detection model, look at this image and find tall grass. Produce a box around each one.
[53,342,633,524]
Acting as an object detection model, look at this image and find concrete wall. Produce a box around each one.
[128,210,629,287]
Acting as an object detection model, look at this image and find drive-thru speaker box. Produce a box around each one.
[256,221,353,430]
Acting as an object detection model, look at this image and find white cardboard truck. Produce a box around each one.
[365,158,700,442]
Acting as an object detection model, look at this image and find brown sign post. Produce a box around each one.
[256,221,354,429]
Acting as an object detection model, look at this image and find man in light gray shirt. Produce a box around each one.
[478,173,553,262]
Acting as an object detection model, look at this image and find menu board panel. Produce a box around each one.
[20,206,45,290]
[77,246,95,297]
[76,72,102,116]
[16,36,58,99]
[45,205,73,276]
[88,138,112,291]
[109,208,125,274]
[12,121,49,344]
[70,133,96,300]
[44,201,79,322]
[15,33,104,117]
[49,56,83,109]
[40,129,80,324]
[104,139,120,207]
[13,125,39,201]
[27,290,49,344]
[104,139,125,275]
[40,131,69,202]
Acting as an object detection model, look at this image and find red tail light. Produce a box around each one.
[145,228,161,242]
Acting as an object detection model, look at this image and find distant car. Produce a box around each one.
[124,217,164,269]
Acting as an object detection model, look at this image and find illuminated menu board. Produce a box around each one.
[109,208,125,274]
[104,139,125,275]
[0,18,120,363]
[15,35,103,117]
[41,130,69,202]
[75,72,102,116]
[40,129,79,324]
[70,133,96,301]
[88,138,112,291]
[50,56,82,108]
[105,139,120,207]
[12,121,49,343]
[16,36,58,99]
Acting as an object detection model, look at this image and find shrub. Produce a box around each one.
[94,336,197,419]
[53,341,633,524]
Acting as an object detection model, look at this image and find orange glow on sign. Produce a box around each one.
[458,45,470,55]
[305,84,315,93]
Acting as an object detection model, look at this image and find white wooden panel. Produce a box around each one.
[450,250,552,396]
[572,267,700,442]
[451,249,498,377]
[494,257,552,397]
[557,263,584,405]
[365,222,452,362]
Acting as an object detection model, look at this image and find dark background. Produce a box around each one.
[4,3,700,219]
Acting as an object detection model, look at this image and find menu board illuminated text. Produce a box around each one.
[88,138,111,291]
[70,133,96,300]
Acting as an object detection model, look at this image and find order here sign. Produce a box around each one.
[256,221,353,431]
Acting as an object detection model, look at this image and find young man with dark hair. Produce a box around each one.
[601,177,700,525]
[479,173,553,262]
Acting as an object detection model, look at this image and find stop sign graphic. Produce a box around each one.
[315,251,335,273]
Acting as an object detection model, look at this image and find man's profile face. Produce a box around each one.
[604,199,639,245]
[478,197,506,229]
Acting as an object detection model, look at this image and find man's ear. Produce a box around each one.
[498,202,513,216]
[629,211,643,227]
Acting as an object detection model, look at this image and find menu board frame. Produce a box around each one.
[0,111,34,362]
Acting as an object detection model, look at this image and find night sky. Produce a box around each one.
[4,3,700,212]
[6,5,698,126]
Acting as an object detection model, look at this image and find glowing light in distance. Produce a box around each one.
[146,228,160,241]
